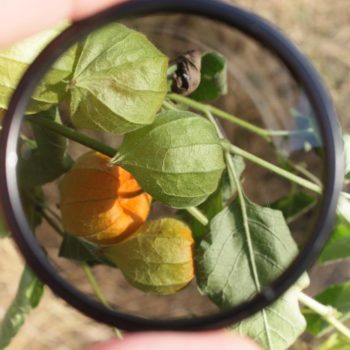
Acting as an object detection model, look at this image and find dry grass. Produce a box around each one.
[1,1,350,349]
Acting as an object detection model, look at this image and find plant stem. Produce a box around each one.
[169,94,315,140]
[298,292,350,339]
[186,207,209,226]
[26,190,63,224]
[286,201,317,224]
[162,100,178,111]
[168,93,271,141]
[41,210,64,237]
[287,160,322,187]
[25,115,116,157]
[81,263,123,339]
[222,141,322,194]
[226,149,262,292]
[205,111,236,192]
[222,115,273,345]
[81,263,110,308]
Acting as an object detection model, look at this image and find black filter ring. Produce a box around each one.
[0,0,344,331]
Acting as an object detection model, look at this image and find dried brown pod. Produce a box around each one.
[171,50,202,96]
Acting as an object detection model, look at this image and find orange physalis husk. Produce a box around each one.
[59,151,152,245]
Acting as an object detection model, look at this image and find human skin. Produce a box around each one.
[1,1,260,349]
[0,0,126,48]
[88,331,260,350]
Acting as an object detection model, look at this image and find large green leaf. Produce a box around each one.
[117,110,225,208]
[196,197,307,350]
[0,266,44,349]
[0,23,76,113]
[304,281,350,336]
[19,108,73,188]
[231,282,308,350]
[190,51,228,102]
[68,23,168,134]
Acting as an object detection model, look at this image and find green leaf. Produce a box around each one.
[196,198,299,306]
[189,52,228,102]
[337,193,350,224]
[196,198,306,349]
[0,207,10,238]
[117,110,225,208]
[270,192,315,223]
[68,23,168,134]
[231,282,308,350]
[319,217,350,263]
[59,234,115,267]
[319,194,350,263]
[0,265,44,349]
[315,333,350,350]
[0,23,76,113]
[19,108,73,188]
[343,134,350,180]
[304,281,350,336]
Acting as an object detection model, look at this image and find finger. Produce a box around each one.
[72,0,126,20]
[0,0,124,48]
[88,331,261,350]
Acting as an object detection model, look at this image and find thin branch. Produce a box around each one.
[25,115,116,157]
[168,93,271,141]
[186,207,209,226]
[298,292,350,339]
[287,160,322,187]
[222,141,322,194]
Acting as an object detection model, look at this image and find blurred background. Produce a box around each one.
[1,0,350,349]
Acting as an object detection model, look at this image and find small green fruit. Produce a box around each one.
[116,110,225,208]
[103,218,194,295]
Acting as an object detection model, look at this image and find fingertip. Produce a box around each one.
[71,0,126,20]
[87,331,260,350]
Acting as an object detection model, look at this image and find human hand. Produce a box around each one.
[88,331,260,350]
[1,0,125,48]
[1,2,260,350]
